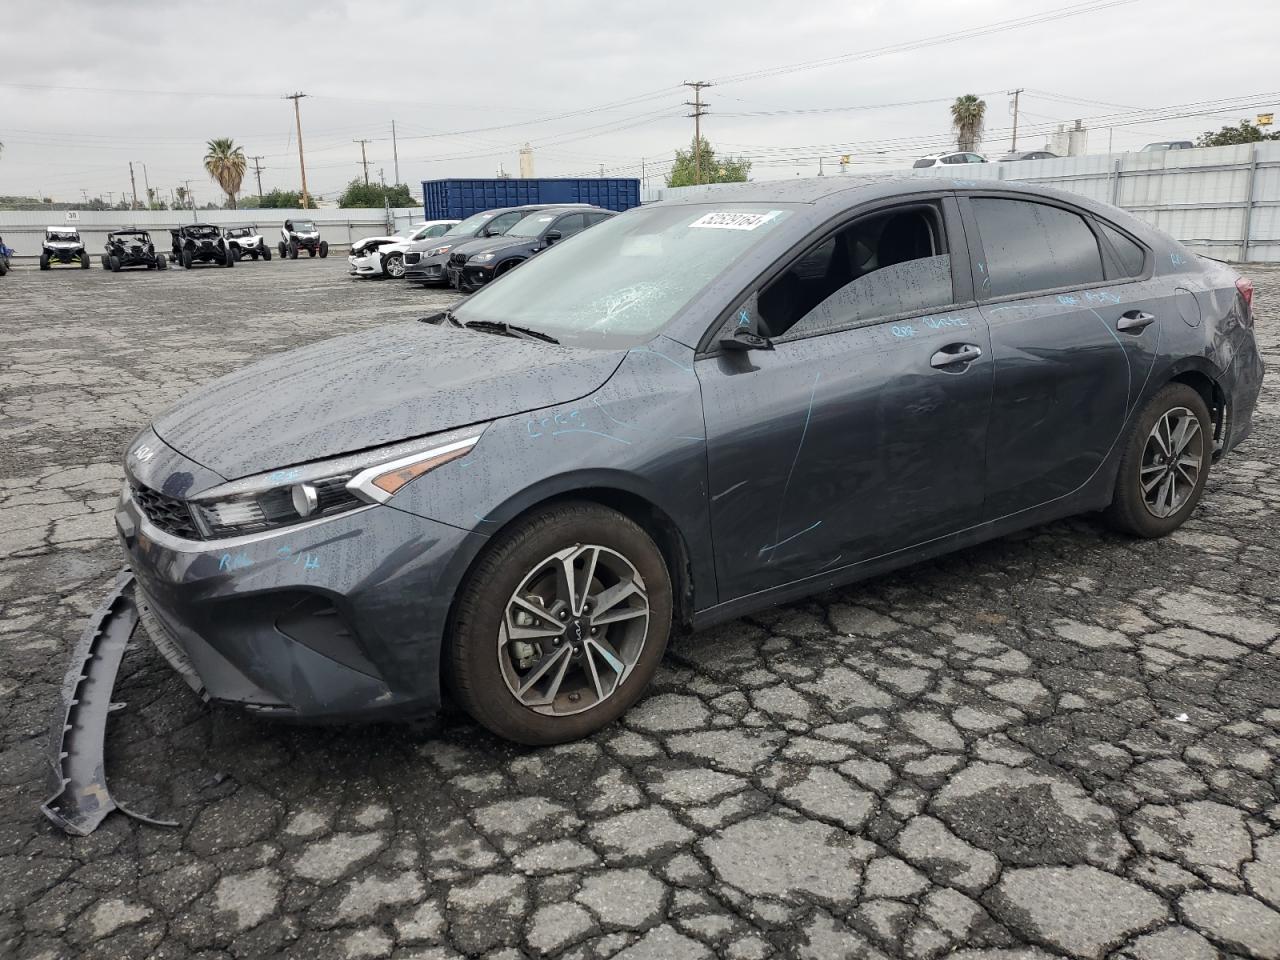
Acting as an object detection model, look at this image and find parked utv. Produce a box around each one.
[101,229,167,272]
[0,236,13,277]
[224,226,271,261]
[279,219,328,259]
[40,227,91,270]
[170,224,235,268]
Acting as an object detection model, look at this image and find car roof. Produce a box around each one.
[47,225,78,231]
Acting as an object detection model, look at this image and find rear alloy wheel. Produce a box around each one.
[1105,383,1212,538]
[385,253,405,278]
[448,502,672,745]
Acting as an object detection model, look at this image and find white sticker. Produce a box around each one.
[689,210,780,231]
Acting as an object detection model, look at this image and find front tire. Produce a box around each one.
[262,245,272,262]
[384,253,404,278]
[319,240,329,258]
[157,254,167,270]
[1104,383,1212,538]
[40,253,50,270]
[182,249,194,269]
[278,241,287,258]
[109,255,121,272]
[447,502,672,745]
[80,252,90,269]
[288,241,298,260]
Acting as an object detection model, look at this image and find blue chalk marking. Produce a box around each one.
[1085,290,1121,305]
[551,428,631,445]
[922,315,969,330]
[1057,294,1081,306]
[591,396,637,429]
[891,324,916,338]
[218,552,252,572]
[268,468,302,484]
[1170,252,1186,266]
[303,555,320,571]
[526,419,544,439]
[737,309,751,328]
[758,520,823,556]
[473,513,497,524]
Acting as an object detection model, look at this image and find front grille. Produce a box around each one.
[130,482,202,540]
[131,245,143,254]
[450,252,467,266]
[404,252,420,265]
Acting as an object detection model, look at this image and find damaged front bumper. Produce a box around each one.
[41,570,178,836]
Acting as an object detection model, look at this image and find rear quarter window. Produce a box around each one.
[972,198,1104,298]
[1099,222,1147,277]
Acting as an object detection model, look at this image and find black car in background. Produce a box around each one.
[171,224,234,269]
[402,205,568,286]
[999,150,1059,161]
[446,206,614,292]
[102,229,167,272]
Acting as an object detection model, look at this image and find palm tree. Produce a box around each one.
[951,95,987,153]
[204,138,247,209]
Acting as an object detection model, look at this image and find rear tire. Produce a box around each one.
[288,241,298,260]
[109,255,121,272]
[157,255,167,270]
[319,240,329,258]
[278,241,287,258]
[80,252,90,269]
[447,502,672,745]
[1104,383,1212,538]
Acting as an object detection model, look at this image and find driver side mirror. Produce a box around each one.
[720,327,773,352]
[543,230,562,244]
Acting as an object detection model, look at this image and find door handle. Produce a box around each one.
[1117,310,1156,333]
[930,344,983,369]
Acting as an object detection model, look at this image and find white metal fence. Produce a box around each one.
[0,208,426,261]
[643,141,1280,263]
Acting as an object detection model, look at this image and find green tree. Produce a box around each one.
[338,178,414,208]
[1196,120,1280,147]
[204,137,248,209]
[665,137,751,187]
[249,188,316,209]
[951,95,987,152]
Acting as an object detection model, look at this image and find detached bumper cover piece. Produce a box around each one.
[40,570,177,836]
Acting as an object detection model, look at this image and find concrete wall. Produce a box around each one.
[643,142,1280,263]
[0,208,426,261]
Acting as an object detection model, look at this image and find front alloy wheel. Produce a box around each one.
[448,502,672,744]
[385,253,405,278]
[499,544,650,717]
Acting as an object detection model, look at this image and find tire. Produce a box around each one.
[308,247,316,258]
[40,253,50,271]
[250,251,259,261]
[0,259,7,277]
[262,245,272,262]
[319,241,329,258]
[80,252,90,269]
[1104,383,1212,538]
[384,253,404,278]
[288,241,298,260]
[278,241,287,258]
[182,249,194,269]
[224,247,235,267]
[157,254,167,270]
[100,256,109,270]
[109,255,121,272]
[447,501,673,745]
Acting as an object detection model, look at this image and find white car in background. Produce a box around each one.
[348,220,459,279]
[913,151,988,168]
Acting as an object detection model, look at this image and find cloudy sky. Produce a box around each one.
[1,0,1276,204]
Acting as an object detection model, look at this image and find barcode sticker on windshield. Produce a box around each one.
[689,211,781,231]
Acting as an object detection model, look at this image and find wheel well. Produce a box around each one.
[1168,370,1226,443]
[495,258,523,274]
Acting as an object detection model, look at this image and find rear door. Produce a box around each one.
[962,194,1160,518]
[697,195,994,600]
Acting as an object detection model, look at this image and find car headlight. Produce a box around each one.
[471,253,496,263]
[184,426,484,539]
[428,244,453,257]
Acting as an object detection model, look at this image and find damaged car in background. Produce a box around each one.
[446,206,614,293]
[66,178,1258,766]
[348,219,458,279]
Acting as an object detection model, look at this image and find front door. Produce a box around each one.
[697,197,994,602]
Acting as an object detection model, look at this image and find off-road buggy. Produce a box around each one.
[101,229,167,272]
[40,227,91,270]
[169,223,235,269]
[224,225,272,261]
[278,219,328,259]
[0,236,13,277]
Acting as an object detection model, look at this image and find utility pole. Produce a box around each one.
[391,120,400,185]
[682,80,712,185]
[285,92,310,209]
[354,139,373,185]
[247,155,265,201]
[183,180,196,221]
[128,162,140,211]
[1008,88,1024,152]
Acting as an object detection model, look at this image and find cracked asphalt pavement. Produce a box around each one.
[1,258,1279,960]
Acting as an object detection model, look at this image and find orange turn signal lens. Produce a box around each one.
[369,446,472,496]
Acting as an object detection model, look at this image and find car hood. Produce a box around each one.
[152,321,626,480]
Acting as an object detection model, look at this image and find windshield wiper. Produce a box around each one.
[462,319,559,344]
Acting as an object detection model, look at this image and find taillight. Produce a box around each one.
[1235,276,1254,326]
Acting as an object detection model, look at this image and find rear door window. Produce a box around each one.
[971,198,1104,298]
[1098,222,1147,277]
[489,212,524,234]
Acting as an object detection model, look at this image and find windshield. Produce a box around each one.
[113,232,149,241]
[505,212,557,238]
[48,231,79,242]
[225,228,252,238]
[452,203,794,347]
[190,225,219,237]
[446,212,496,237]
[293,220,316,232]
